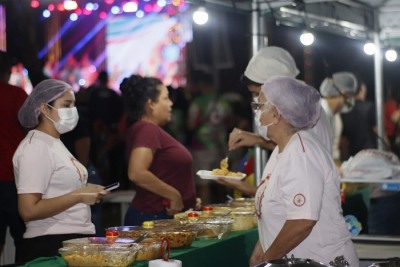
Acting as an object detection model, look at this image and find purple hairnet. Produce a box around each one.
[261,76,321,130]
[18,79,72,128]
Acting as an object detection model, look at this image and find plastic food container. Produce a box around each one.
[136,238,163,261]
[108,225,196,248]
[230,211,257,231]
[62,237,136,247]
[59,243,142,267]
[194,217,234,240]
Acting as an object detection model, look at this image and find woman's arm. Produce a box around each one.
[127,147,184,214]
[228,128,275,151]
[18,184,107,222]
[216,178,257,196]
[261,219,316,262]
[249,240,264,266]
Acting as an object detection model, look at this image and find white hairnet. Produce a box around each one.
[18,79,72,128]
[244,46,300,84]
[262,76,321,130]
[320,72,358,97]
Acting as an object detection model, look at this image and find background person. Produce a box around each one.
[0,51,27,262]
[250,76,358,267]
[120,75,197,226]
[13,79,108,263]
[186,71,234,204]
[218,46,332,196]
[319,72,358,163]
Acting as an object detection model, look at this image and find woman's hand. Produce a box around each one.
[216,178,257,196]
[229,128,257,150]
[74,183,108,205]
[166,191,184,216]
[249,240,264,267]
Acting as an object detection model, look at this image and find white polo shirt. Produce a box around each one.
[256,131,359,266]
[13,130,94,238]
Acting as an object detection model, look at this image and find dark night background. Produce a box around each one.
[2,0,400,102]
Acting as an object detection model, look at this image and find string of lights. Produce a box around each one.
[29,0,189,20]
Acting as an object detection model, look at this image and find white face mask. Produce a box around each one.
[341,97,355,114]
[255,110,274,140]
[46,105,79,134]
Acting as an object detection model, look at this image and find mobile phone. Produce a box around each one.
[104,182,120,191]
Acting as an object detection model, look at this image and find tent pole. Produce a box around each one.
[373,10,385,151]
[251,0,268,185]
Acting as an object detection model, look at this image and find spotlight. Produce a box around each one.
[363,42,376,55]
[193,7,208,25]
[385,49,397,62]
[64,0,78,11]
[300,31,314,46]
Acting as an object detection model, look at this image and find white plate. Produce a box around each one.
[196,170,246,181]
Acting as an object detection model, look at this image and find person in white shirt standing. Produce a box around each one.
[218,46,332,196]
[319,72,358,163]
[13,79,108,263]
[250,76,359,267]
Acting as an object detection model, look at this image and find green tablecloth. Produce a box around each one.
[21,228,258,267]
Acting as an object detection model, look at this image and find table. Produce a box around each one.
[102,190,136,224]
[20,228,259,267]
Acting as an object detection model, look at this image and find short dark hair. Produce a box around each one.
[240,74,262,87]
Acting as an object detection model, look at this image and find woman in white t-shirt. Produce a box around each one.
[13,79,108,263]
[250,77,359,267]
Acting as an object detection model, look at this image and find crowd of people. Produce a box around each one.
[1,44,400,266]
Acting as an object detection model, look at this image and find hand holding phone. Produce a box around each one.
[104,182,120,191]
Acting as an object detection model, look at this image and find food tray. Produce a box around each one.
[59,243,142,267]
[108,226,196,248]
[63,237,135,247]
[136,238,163,261]
[196,170,246,180]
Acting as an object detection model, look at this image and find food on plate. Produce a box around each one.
[211,157,243,177]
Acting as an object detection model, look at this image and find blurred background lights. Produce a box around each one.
[85,2,94,11]
[300,32,314,46]
[42,9,51,18]
[157,0,167,7]
[111,6,120,14]
[363,42,376,55]
[30,0,40,8]
[99,11,107,19]
[64,0,78,10]
[385,49,397,62]
[136,10,145,17]
[144,4,152,12]
[193,7,208,25]
[123,2,138,12]
[69,13,78,21]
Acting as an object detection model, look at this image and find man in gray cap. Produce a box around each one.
[320,72,358,162]
[220,46,332,195]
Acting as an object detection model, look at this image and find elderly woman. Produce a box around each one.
[250,77,359,267]
[120,75,197,226]
[13,79,108,263]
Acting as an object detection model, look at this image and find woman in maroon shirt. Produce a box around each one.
[120,75,197,226]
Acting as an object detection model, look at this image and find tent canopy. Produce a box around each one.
[189,0,400,48]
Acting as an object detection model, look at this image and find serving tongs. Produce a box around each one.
[133,232,149,244]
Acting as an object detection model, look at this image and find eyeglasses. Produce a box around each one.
[251,101,273,113]
[332,82,354,109]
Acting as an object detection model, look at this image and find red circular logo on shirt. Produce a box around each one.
[293,194,306,206]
